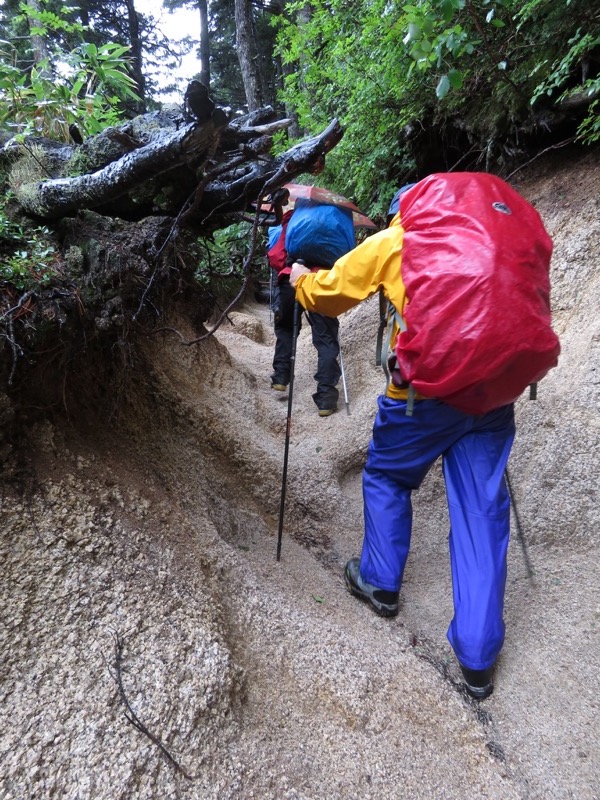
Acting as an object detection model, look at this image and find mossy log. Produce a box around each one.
[5,104,343,229]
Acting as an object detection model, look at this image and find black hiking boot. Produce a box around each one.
[344,558,399,618]
[460,664,494,700]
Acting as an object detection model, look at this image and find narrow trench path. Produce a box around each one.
[206,297,599,800]
[208,300,520,791]
[4,149,597,800]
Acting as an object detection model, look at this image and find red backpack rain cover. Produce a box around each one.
[395,172,560,414]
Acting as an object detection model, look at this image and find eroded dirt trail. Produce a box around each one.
[209,289,599,800]
[1,148,599,800]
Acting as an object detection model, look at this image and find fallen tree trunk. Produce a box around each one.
[0,98,346,406]
[195,119,344,224]
[5,104,343,229]
[10,117,227,220]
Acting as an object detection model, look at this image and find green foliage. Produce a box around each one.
[16,0,85,37]
[195,222,268,290]
[275,0,423,216]
[528,28,600,143]
[0,196,61,289]
[275,0,600,207]
[0,3,140,142]
[0,39,140,142]
[577,96,600,143]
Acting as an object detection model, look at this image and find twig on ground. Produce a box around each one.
[108,631,194,781]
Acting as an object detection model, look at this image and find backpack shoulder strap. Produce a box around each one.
[375,289,388,367]
[376,297,416,415]
[376,294,406,361]
[376,295,396,385]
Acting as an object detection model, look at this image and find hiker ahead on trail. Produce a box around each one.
[291,173,560,700]
[267,199,356,417]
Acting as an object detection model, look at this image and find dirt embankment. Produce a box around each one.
[1,146,599,800]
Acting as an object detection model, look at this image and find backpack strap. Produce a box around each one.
[380,299,396,385]
[406,384,415,416]
[375,289,388,367]
[377,298,416,416]
[529,382,538,400]
[390,308,415,416]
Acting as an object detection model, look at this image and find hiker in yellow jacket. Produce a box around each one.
[289,186,517,701]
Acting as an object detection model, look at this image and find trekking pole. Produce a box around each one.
[505,467,534,579]
[276,299,301,562]
[337,328,350,415]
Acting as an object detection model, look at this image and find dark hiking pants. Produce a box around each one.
[307,311,340,410]
[272,278,340,409]
[271,278,299,386]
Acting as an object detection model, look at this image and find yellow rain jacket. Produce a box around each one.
[294,215,413,401]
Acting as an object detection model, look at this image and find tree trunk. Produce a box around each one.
[198,0,210,89]
[234,0,262,112]
[5,101,343,227]
[281,59,302,140]
[25,0,50,68]
[10,120,219,219]
[78,1,89,28]
[124,0,147,112]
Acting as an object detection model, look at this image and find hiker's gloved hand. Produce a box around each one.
[290,262,310,286]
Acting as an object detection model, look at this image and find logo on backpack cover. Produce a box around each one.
[492,202,512,215]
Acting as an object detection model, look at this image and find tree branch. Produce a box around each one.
[109,631,194,781]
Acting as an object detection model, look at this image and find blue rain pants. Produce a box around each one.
[360,396,515,670]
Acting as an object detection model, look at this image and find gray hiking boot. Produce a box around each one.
[344,558,399,618]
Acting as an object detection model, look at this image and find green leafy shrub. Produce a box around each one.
[0,197,61,289]
[195,222,269,288]
[0,2,140,143]
[275,0,600,207]
[0,41,140,142]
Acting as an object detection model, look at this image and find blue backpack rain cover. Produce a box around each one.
[267,224,283,249]
[285,199,355,267]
